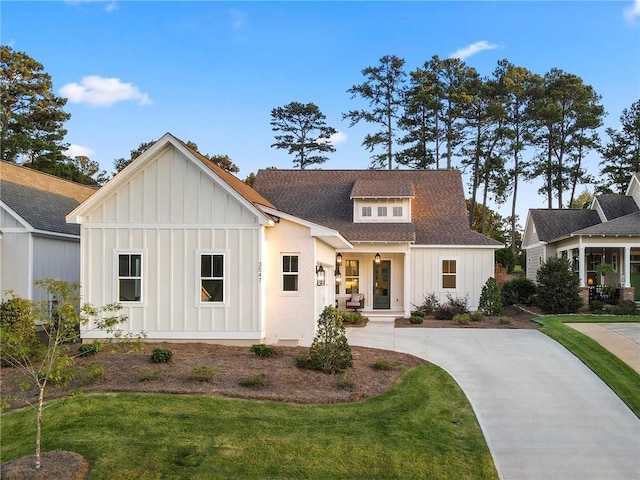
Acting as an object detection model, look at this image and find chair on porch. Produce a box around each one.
[346,293,365,311]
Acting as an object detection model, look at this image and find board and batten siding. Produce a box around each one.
[79,147,264,342]
[409,247,495,311]
[32,236,81,302]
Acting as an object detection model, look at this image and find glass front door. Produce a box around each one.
[373,260,390,309]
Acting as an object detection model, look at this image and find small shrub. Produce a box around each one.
[137,368,162,382]
[469,311,484,322]
[189,366,217,382]
[336,373,355,390]
[239,373,266,389]
[0,295,41,366]
[415,292,439,315]
[501,277,537,306]
[150,348,173,363]
[589,300,605,313]
[342,311,366,325]
[77,342,101,357]
[81,363,104,383]
[434,294,469,320]
[498,316,512,325]
[409,314,424,325]
[371,359,402,371]
[250,344,277,358]
[0,398,9,413]
[478,277,504,315]
[410,310,425,318]
[613,300,638,316]
[295,355,313,369]
[453,313,470,325]
[305,306,353,374]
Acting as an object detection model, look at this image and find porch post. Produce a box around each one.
[624,246,631,288]
[578,245,586,286]
[403,249,411,319]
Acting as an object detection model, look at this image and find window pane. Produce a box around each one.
[378,206,387,216]
[346,277,359,294]
[345,260,359,276]
[202,279,223,302]
[290,255,298,273]
[201,255,212,278]
[119,279,141,301]
[131,255,142,277]
[283,275,298,291]
[119,255,130,277]
[362,206,371,217]
[393,206,402,217]
[212,255,223,277]
[443,275,456,289]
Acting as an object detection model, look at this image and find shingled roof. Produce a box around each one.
[594,195,638,221]
[252,169,501,246]
[1,162,97,236]
[529,209,601,243]
[573,211,640,236]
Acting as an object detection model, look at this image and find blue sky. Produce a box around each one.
[2,0,640,222]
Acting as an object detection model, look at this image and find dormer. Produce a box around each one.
[350,179,414,223]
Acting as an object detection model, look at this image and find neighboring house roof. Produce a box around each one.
[253,169,501,246]
[594,195,638,221]
[0,161,97,236]
[572,211,640,237]
[528,209,601,243]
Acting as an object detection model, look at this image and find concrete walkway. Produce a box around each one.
[347,324,640,480]
[566,322,640,373]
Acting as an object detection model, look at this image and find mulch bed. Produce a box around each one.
[395,305,541,329]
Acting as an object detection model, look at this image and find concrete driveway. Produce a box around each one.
[347,324,640,480]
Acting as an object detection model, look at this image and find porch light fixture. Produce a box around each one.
[335,268,342,284]
[316,265,326,286]
[374,253,381,264]
[336,253,343,266]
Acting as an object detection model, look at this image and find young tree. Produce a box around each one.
[343,55,407,169]
[598,99,640,194]
[0,280,128,470]
[1,46,71,168]
[270,102,337,169]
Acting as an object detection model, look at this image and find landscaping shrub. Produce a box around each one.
[303,306,353,374]
[77,342,102,357]
[81,363,104,383]
[613,300,638,316]
[409,314,424,324]
[478,277,504,315]
[137,368,162,382]
[250,344,277,358]
[498,316,512,325]
[341,311,366,326]
[589,300,605,313]
[433,294,468,320]
[150,348,173,363]
[0,295,41,366]
[469,311,484,322]
[414,292,439,315]
[189,366,217,382]
[336,373,355,390]
[536,256,582,314]
[453,313,470,325]
[371,359,402,371]
[410,310,425,318]
[501,277,537,306]
[239,373,266,389]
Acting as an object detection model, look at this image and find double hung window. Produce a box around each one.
[118,254,142,302]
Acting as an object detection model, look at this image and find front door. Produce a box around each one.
[373,260,391,309]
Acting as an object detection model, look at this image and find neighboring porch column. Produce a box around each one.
[578,245,586,286]
[623,246,631,288]
[403,249,411,319]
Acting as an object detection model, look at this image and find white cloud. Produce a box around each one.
[229,8,247,30]
[329,131,348,144]
[65,144,95,158]
[60,75,152,107]
[624,0,640,20]
[449,40,499,60]
[65,0,118,12]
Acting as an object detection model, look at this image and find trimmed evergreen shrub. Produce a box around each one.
[77,342,102,357]
[469,311,484,322]
[453,313,470,325]
[536,256,582,314]
[150,348,173,363]
[250,344,277,358]
[501,277,537,306]
[0,295,41,367]
[305,306,353,374]
[189,366,218,382]
[478,277,504,315]
[589,300,605,313]
[342,311,366,325]
[613,300,638,316]
[409,314,424,324]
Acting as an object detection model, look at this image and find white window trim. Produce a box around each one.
[114,250,145,305]
[362,206,372,217]
[195,249,228,306]
[440,257,459,291]
[281,253,300,294]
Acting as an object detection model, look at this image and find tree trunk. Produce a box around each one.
[510,151,519,253]
[35,384,45,469]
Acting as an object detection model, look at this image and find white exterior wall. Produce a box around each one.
[409,247,495,310]
[263,218,318,346]
[526,244,547,282]
[0,231,30,300]
[79,147,263,342]
[31,235,81,302]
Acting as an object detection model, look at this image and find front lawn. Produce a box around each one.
[534,315,640,418]
[1,362,498,480]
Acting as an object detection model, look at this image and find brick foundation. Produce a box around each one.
[621,287,636,302]
[579,286,589,307]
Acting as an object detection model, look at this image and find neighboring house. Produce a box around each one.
[522,173,640,302]
[68,133,502,346]
[0,161,97,303]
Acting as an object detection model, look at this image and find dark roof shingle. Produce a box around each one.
[530,209,601,242]
[595,195,638,221]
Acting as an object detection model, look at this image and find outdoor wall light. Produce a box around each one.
[374,253,381,264]
[316,265,326,286]
[335,268,342,284]
[336,253,343,266]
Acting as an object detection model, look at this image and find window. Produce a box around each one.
[377,206,387,217]
[118,254,142,302]
[393,206,403,217]
[200,254,224,302]
[282,255,299,292]
[442,259,456,289]
[612,253,618,272]
[362,206,372,217]
[345,260,359,294]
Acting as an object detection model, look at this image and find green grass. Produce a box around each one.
[534,315,640,418]
[1,363,497,480]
